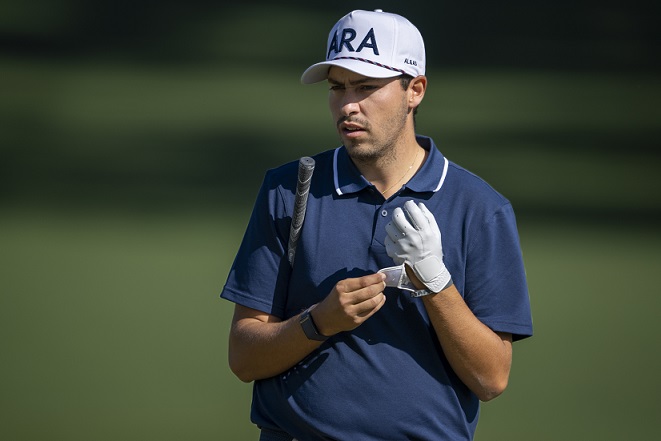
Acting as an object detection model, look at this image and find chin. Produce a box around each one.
[346,147,384,164]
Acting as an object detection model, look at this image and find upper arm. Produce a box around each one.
[228,304,282,358]
[231,304,283,329]
[496,331,513,361]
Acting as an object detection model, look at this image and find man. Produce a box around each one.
[221,9,532,440]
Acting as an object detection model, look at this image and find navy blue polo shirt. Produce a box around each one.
[221,136,533,440]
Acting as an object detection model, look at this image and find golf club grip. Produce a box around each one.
[288,156,315,266]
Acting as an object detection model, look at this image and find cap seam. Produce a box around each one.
[330,56,406,75]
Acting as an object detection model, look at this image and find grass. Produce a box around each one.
[0,209,258,440]
[1,208,659,440]
[477,220,661,440]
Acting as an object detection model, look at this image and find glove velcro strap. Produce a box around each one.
[413,256,452,293]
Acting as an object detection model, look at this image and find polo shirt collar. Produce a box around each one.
[333,135,449,196]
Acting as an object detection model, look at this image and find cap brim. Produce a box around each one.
[301,58,402,84]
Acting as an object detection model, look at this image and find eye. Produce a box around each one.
[329,85,344,91]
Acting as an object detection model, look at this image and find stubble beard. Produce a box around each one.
[342,99,410,168]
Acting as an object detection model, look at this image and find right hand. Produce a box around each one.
[311,273,387,337]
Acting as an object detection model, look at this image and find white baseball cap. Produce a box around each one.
[301,9,426,84]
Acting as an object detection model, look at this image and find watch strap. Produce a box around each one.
[299,307,328,341]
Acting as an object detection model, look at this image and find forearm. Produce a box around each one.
[228,308,323,383]
[386,201,514,400]
[228,274,387,382]
[422,285,512,401]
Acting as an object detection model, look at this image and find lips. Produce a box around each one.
[340,122,366,136]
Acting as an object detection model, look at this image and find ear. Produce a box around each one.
[408,76,427,109]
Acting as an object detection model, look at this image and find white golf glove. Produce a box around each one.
[384,200,452,293]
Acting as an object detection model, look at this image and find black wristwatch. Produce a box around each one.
[299,307,328,341]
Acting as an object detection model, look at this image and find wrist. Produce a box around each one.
[409,256,452,293]
[404,264,452,296]
[423,264,452,293]
[299,306,329,341]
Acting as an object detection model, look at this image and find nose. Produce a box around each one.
[339,91,360,116]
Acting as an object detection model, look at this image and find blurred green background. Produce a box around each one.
[1,1,659,440]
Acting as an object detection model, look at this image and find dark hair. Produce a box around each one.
[399,74,414,89]
[399,74,419,121]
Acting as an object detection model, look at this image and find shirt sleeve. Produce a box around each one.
[463,202,533,341]
[220,169,293,318]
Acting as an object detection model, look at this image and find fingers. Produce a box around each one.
[391,201,430,234]
[417,201,432,221]
[390,206,415,236]
[417,201,442,237]
[316,273,386,335]
[385,218,404,241]
[403,200,429,231]
[338,274,387,319]
[335,272,386,300]
[355,292,387,320]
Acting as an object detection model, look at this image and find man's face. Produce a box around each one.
[327,67,410,163]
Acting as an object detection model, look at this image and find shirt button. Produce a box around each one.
[381,210,388,217]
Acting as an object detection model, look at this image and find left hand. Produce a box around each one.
[385,200,452,293]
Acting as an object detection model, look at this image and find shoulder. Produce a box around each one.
[255,148,338,217]
[445,160,511,209]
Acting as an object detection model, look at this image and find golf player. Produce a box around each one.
[221,9,533,440]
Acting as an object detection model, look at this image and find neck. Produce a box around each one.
[368,140,426,198]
